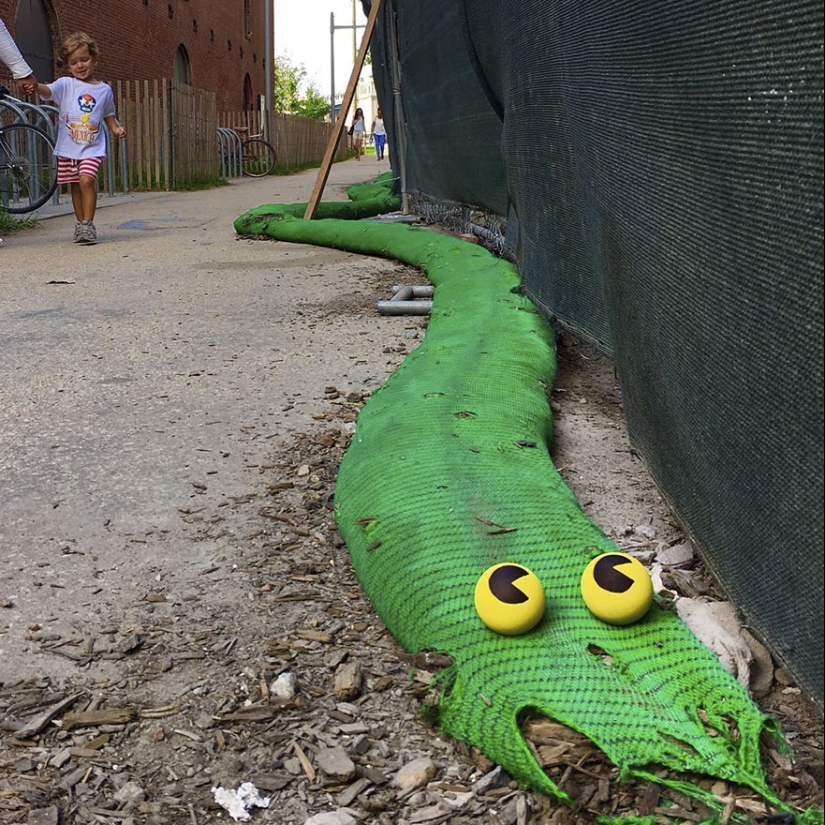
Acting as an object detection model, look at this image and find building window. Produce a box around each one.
[244,0,252,39]
[174,44,192,85]
[243,74,254,111]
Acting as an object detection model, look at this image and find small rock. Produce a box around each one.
[283,757,303,775]
[657,542,694,567]
[333,660,363,700]
[270,671,298,700]
[472,765,508,795]
[392,757,437,792]
[351,733,371,755]
[316,746,356,782]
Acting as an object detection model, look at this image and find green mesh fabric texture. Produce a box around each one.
[234,203,807,819]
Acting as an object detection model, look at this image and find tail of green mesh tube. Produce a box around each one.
[233,170,400,226]
[235,193,819,822]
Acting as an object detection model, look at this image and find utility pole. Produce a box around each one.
[264,0,273,114]
[329,11,365,123]
[352,0,357,75]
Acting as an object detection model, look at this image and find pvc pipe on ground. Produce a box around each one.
[376,300,433,315]
[391,285,434,297]
[391,286,414,302]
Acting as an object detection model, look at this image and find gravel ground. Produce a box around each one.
[0,161,822,824]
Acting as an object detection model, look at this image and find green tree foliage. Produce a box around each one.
[273,55,330,121]
[299,86,333,121]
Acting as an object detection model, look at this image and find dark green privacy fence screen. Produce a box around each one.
[366,0,824,708]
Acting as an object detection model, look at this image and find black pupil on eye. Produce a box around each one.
[489,565,529,604]
[593,555,635,593]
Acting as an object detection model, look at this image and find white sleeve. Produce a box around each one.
[0,18,33,80]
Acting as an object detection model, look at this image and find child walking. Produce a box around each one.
[36,32,125,244]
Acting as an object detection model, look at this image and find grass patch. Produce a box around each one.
[174,175,232,192]
[0,210,39,234]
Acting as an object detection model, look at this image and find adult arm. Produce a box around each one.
[0,18,34,81]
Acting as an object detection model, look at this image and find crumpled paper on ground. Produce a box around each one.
[674,597,775,697]
[211,782,271,821]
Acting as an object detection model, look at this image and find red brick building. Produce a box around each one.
[1,0,271,112]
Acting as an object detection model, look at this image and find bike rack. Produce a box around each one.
[0,96,58,139]
[217,127,243,179]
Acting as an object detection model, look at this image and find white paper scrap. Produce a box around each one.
[211,782,272,821]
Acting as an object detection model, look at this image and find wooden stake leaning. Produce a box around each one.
[304,0,384,220]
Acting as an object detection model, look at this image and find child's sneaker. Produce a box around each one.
[73,221,84,243]
[77,221,97,244]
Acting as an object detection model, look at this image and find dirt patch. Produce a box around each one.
[1,233,822,825]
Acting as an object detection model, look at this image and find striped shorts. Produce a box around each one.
[56,156,104,184]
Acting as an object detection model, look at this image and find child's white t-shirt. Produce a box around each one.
[46,77,116,159]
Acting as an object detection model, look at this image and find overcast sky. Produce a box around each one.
[274,1,369,98]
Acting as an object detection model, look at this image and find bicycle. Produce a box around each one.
[0,85,58,213]
[218,126,277,178]
[240,133,277,177]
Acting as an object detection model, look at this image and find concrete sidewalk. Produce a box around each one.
[22,186,172,222]
[0,156,409,683]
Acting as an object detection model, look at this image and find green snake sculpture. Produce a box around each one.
[235,178,819,824]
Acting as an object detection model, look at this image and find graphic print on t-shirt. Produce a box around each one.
[67,92,100,146]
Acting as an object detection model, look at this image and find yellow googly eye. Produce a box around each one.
[474,563,545,635]
[581,552,653,625]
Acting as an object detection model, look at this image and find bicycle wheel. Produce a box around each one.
[0,123,57,213]
[241,137,276,177]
